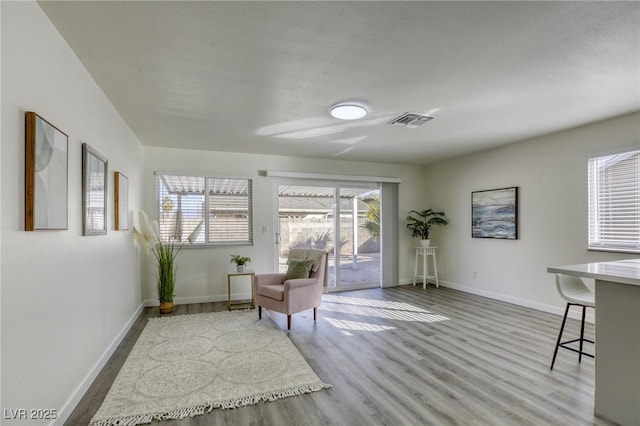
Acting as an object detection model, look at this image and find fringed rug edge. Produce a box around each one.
[88,380,332,426]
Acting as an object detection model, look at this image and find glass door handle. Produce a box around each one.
[275,232,281,244]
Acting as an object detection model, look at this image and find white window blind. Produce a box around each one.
[157,173,253,246]
[588,149,640,252]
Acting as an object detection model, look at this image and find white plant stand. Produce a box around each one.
[413,246,439,289]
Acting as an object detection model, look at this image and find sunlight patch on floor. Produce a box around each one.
[321,294,450,323]
[324,318,396,334]
[323,294,430,312]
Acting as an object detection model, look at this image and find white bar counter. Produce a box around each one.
[548,259,640,426]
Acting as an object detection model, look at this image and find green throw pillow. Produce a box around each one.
[285,259,314,281]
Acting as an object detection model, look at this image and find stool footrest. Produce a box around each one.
[559,340,594,359]
[561,337,594,345]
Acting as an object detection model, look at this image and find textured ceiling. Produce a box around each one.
[39,1,640,165]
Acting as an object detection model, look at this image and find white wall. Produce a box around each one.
[143,146,427,303]
[1,3,144,424]
[424,112,640,316]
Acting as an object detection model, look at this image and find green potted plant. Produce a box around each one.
[133,211,202,314]
[406,209,448,247]
[230,255,251,272]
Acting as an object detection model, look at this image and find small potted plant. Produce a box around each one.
[406,209,448,247]
[230,255,251,272]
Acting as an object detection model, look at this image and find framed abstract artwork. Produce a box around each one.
[472,187,518,239]
[25,111,69,231]
[82,143,108,236]
[114,172,129,230]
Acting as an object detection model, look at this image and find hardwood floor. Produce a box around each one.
[66,286,611,426]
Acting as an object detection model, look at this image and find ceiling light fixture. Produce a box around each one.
[329,103,368,120]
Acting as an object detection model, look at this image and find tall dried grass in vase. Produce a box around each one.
[133,211,202,313]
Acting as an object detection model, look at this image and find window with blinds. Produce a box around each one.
[588,149,640,252]
[157,173,253,246]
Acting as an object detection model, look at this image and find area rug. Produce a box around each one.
[89,310,331,426]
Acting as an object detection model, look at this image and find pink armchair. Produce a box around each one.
[255,249,328,330]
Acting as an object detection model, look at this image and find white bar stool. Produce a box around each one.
[550,273,595,370]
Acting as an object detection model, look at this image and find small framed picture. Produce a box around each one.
[25,112,69,231]
[82,143,108,236]
[114,172,129,230]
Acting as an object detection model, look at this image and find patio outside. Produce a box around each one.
[278,184,381,290]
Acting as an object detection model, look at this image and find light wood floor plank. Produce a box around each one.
[65,286,611,426]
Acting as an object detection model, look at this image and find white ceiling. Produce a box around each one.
[39,1,640,166]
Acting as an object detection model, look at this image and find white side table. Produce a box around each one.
[413,246,439,289]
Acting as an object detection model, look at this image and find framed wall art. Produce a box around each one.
[82,143,108,236]
[25,111,69,231]
[472,187,518,239]
[114,172,129,230]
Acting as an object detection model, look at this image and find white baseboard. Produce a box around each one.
[436,280,595,324]
[143,293,252,307]
[53,303,145,426]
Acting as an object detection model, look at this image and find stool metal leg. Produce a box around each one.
[551,303,594,370]
[579,305,586,363]
[551,303,571,370]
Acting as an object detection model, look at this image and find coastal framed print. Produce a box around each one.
[472,187,518,239]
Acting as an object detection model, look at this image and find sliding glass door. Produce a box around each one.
[336,186,380,289]
[276,183,380,291]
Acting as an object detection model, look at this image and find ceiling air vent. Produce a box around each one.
[387,112,433,128]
